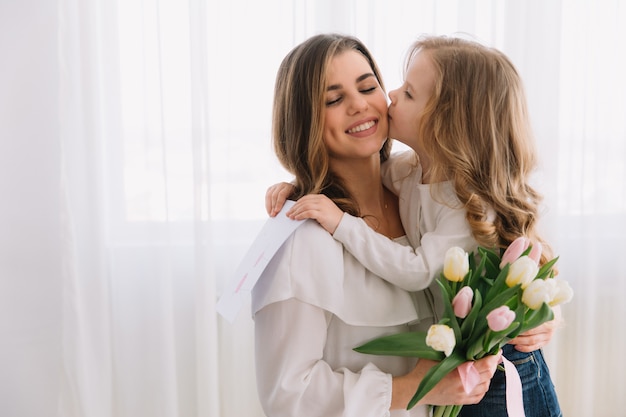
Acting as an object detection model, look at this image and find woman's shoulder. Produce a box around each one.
[251,220,344,313]
[273,219,342,266]
[288,220,345,273]
[251,220,419,326]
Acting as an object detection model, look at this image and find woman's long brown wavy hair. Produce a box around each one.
[272,34,392,216]
[409,35,553,264]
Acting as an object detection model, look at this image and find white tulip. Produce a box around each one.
[522,279,552,310]
[426,324,456,357]
[506,256,539,289]
[548,278,574,306]
[443,247,469,282]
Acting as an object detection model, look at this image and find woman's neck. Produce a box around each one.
[332,157,383,210]
[332,157,404,238]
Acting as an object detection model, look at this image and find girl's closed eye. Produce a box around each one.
[404,90,413,99]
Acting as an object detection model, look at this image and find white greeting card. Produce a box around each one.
[216,200,305,323]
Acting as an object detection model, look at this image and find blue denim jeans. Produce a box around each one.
[459,344,562,417]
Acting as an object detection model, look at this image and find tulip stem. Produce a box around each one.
[433,405,446,417]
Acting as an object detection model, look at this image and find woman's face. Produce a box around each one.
[322,50,388,162]
[388,50,436,159]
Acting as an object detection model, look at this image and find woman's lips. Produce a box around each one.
[346,119,377,134]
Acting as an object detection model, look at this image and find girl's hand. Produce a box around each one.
[509,305,563,352]
[265,182,296,217]
[286,194,343,235]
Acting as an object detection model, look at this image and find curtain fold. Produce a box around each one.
[58,0,115,415]
[1,1,624,416]
[189,0,220,415]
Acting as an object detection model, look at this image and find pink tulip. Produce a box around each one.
[452,286,474,319]
[528,241,542,264]
[486,306,516,332]
[500,237,530,268]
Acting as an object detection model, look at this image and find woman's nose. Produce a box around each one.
[348,95,369,113]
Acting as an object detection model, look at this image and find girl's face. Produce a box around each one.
[322,50,388,162]
[388,50,437,159]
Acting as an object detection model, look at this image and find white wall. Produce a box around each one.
[0,1,63,416]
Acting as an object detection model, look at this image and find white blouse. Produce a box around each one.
[252,220,431,417]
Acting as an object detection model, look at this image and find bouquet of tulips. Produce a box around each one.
[354,237,573,417]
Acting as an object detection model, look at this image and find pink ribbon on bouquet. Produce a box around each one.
[502,356,526,417]
[457,358,525,417]
[457,362,480,394]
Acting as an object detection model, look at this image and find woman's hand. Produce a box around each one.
[265,182,296,217]
[286,194,343,235]
[391,352,501,410]
[509,305,563,352]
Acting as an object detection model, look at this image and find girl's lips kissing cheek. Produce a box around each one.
[346,119,377,137]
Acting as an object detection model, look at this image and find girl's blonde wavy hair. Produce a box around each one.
[410,35,553,265]
[272,34,391,217]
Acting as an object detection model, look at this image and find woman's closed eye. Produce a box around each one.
[360,85,378,94]
[326,96,342,106]
[326,84,379,106]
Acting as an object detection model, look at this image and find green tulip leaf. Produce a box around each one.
[353,332,445,361]
[438,277,453,301]
[479,247,501,277]
[484,264,511,301]
[466,337,486,360]
[536,257,559,279]
[436,280,462,341]
[480,285,521,317]
[506,302,528,340]
[483,321,519,353]
[517,303,554,334]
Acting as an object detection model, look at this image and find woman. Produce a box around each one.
[252,33,500,417]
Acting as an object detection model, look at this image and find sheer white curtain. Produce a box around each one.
[552,2,626,416]
[1,1,63,416]
[1,1,625,417]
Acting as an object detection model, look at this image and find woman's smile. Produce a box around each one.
[346,118,378,136]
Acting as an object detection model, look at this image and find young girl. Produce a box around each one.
[266,35,562,417]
